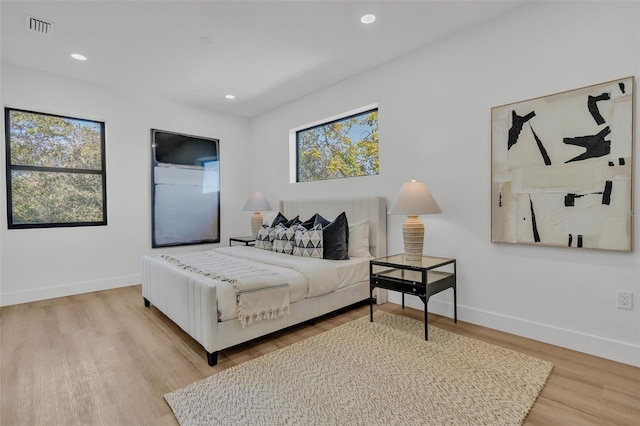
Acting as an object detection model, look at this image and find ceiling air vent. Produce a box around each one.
[25,15,55,36]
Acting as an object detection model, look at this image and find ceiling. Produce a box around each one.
[1,1,529,118]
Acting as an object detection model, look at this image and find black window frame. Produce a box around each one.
[4,107,107,229]
[295,107,379,183]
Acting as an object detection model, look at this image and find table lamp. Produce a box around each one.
[242,191,273,237]
[388,180,441,261]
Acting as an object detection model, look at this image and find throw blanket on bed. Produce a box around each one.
[215,246,340,298]
[161,251,289,328]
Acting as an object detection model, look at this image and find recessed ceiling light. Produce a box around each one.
[71,53,87,61]
[360,14,376,24]
[225,94,235,100]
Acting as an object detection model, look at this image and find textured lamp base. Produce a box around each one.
[251,212,263,238]
[403,215,424,261]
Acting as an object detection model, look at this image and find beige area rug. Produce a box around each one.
[165,312,553,425]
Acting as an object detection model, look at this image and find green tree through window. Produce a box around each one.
[297,108,378,182]
[5,108,107,228]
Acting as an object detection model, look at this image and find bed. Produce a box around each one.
[142,197,387,366]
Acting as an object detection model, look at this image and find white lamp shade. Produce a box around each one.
[242,191,273,212]
[388,180,441,215]
[389,180,440,261]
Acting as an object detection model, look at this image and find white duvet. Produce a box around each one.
[163,246,340,323]
[215,246,339,297]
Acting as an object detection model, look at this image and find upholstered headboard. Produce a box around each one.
[279,197,387,259]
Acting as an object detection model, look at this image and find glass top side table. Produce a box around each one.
[229,236,256,246]
[369,254,457,340]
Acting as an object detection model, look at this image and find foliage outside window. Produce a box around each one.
[296,107,378,182]
[4,108,107,228]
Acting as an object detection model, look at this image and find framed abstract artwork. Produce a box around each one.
[151,129,220,248]
[491,77,634,251]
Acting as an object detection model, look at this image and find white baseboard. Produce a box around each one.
[374,288,388,305]
[388,293,640,367]
[0,274,142,307]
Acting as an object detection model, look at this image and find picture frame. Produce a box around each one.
[491,77,634,251]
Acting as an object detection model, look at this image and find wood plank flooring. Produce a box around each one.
[1,285,638,425]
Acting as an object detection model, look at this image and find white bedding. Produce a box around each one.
[160,249,292,328]
[153,246,372,322]
[334,255,373,290]
[215,246,338,297]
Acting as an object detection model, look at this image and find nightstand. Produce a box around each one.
[370,254,456,340]
[229,236,256,246]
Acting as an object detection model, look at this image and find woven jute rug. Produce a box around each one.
[165,312,552,425]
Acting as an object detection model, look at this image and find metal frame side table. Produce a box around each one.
[229,236,256,246]
[370,254,456,340]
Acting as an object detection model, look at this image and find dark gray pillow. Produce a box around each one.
[284,216,301,227]
[271,212,288,227]
[316,212,349,260]
[300,213,325,230]
[271,212,300,228]
[313,213,331,228]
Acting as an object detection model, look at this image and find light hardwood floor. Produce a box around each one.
[1,285,638,425]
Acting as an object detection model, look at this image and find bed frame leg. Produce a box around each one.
[143,298,150,308]
[206,351,218,366]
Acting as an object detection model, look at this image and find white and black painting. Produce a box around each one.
[492,77,633,251]
[151,129,220,248]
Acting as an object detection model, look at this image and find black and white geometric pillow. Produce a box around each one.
[293,223,323,258]
[255,225,277,250]
[272,224,299,255]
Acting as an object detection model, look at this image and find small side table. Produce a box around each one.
[229,236,256,246]
[370,254,456,340]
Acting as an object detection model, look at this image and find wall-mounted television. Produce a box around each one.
[151,129,220,248]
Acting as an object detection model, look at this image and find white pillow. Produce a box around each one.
[348,218,371,258]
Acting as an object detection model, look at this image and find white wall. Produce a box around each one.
[0,64,251,305]
[249,1,640,366]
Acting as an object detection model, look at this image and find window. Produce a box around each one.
[150,129,220,247]
[4,108,107,228]
[295,106,378,182]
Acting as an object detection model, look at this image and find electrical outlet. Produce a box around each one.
[616,290,633,310]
